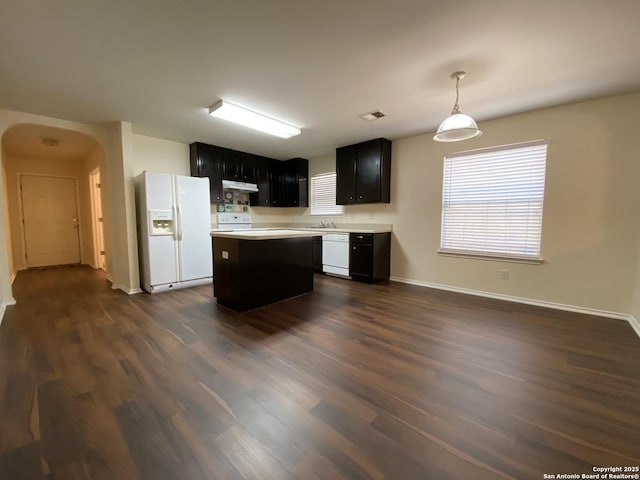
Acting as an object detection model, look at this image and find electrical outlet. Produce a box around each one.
[500,269,509,280]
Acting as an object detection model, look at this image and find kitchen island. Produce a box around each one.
[210,230,320,312]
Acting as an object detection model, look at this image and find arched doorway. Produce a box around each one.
[1,123,110,279]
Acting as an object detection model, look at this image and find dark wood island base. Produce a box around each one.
[213,234,314,312]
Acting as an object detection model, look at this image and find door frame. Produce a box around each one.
[17,172,83,269]
[89,168,105,270]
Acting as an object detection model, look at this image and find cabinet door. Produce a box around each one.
[296,158,309,208]
[350,243,373,281]
[336,145,357,204]
[355,139,381,203]
[190,143,223,203]
[240,153,256,183]
[249,156,272,206]
[269,160,285,207]
[284,160,298,206]
[222,149,241,180]
[312,236,323,272]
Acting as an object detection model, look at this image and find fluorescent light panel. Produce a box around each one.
[208,100,301,139]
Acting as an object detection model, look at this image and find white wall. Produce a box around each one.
[131,134,190,177]
[252,92,640,316]
[0,144,14,316]
[130,133,220,225]
[1,156,14,279]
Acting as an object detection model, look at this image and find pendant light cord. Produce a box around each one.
[451,75,461,115]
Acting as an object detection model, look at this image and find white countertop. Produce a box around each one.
[293,226,392,234]
[210,229,322,240]
[211,224,393,234]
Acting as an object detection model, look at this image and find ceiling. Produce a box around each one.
[1,0,639,160]
[2,124,99,161]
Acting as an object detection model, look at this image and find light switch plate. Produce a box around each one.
[222,251,229,259]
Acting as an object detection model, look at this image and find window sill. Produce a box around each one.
[438,249,544,264]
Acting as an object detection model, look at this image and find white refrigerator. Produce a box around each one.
[136,171,213,293]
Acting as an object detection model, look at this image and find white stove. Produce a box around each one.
[217,213,253,230]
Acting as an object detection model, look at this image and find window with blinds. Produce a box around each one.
[310,172,343,216]
[440,140,548,261]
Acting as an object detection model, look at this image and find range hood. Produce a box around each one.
[222,180,259,192]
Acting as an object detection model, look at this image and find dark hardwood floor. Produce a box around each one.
[1,265,639,479]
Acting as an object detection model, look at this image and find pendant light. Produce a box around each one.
[433,71,482,142]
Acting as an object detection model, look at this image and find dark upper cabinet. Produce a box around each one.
[189,142,223,203]
[222,149,256,183]
[269,159,285,207]
[336,144,357,204]
[336,138,392,205]
[222,149,241,180]
[190,142,306,208]
[249,156,272,206]
[266,158,308,207]
[240,153,256,183]
[285,158,308,207]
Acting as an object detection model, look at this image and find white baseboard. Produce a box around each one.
[0,298,17,326]
[628,315,640,339]
[10,273,16,284]
[389,276,638,336]
[111,284,143,295]
[105,273,114,283]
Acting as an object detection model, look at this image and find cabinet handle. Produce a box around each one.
[353,246,356,250]
[359,195,363,199]
[349,196,353,200]
[357,235,363,239]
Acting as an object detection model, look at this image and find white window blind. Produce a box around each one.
[440,140,548,260]
[310,172,343,216]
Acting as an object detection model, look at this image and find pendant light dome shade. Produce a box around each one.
[433,71,482,142]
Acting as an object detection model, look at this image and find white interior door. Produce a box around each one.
[21,174,81,268]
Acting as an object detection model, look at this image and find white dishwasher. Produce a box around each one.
[322,233,350,277]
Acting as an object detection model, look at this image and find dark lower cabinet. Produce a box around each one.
[349,232,391,283]
[213,236,313,312]
[312,236,323,272]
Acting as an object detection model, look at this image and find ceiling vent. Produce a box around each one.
[361,110,386,121]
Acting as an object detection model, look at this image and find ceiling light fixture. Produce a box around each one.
[433,71,482,142]
[41,137,60,147]
[208,100,301,139]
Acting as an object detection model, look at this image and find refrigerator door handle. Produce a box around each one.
[176,204,183,242]
[172,204,179,241]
